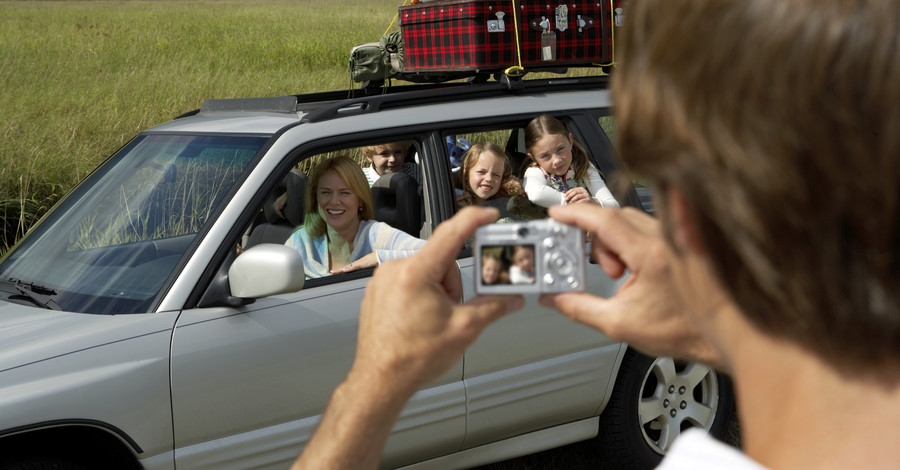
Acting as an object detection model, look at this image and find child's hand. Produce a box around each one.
[274,192,288,218]
[564,187,595,205]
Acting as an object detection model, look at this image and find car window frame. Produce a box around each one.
[187,130,438,306]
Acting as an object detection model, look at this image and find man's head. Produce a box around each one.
[613,0,900,375]
[361,141,411,176]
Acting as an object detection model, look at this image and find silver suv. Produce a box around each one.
[0,77,733,470]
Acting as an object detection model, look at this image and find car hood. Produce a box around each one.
[0,300,179,373]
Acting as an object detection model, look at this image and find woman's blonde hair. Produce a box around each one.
[524,114,591,181]
[303,155,374,238]
[460,142,522,200]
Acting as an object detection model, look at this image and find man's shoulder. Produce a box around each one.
[657,430,766,470]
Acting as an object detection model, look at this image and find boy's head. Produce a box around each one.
[361,141,411,177]
[614,0,900,375]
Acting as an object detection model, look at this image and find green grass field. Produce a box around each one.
[0,0,404,253]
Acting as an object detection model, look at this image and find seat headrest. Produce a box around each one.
[283,170,308,227]
[262,169,308,226]
[371,172,422,236]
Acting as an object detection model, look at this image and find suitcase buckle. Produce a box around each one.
[487,11,506,32]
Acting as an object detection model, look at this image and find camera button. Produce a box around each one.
[543,273,557,286]
[543,238,556,249]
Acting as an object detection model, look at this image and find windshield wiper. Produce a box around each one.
[11,279,62,311]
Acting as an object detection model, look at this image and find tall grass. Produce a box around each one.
[0,0,403,254]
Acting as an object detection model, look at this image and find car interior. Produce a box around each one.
[241,140,426,252]
[238,116,621,286]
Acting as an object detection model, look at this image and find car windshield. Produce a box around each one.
[0,134,267,314]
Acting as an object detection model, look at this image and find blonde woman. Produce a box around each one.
[285,156,425,278]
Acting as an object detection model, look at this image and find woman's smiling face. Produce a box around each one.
[316,169,361,234]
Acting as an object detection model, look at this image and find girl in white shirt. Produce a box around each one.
[522,115,619,208]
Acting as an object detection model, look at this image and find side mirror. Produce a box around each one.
[229,244,305,298]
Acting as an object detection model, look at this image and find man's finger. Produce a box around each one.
[439,258,464,303]
[452,295,525,338]
[619,206,660,234]
[549,205,656,269]
[539,291,616,331]
[414,206,499,280]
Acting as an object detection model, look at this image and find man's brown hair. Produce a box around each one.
[614,0,900,374]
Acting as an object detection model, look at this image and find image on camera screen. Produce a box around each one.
[479,244,536,286]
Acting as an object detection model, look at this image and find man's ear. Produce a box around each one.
[666,187,706,255]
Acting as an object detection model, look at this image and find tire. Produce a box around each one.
[596,348,735,469]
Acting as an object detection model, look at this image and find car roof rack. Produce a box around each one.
[172,74,609,122]
[199,95,301,114]
[172,81,482,120]
[300,74,610,124]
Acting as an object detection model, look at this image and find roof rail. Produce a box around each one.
[301,75,610,124]
[172,81,481,120]
[171,75,610,122]
[199,96,300,114]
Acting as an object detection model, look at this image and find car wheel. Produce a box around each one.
[595,348,735,469]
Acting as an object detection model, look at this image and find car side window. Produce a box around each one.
[237,139,426,289]
[597,115,653,213]
[446,117,634,225]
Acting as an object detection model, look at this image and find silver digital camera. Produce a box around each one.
[474,219,586,294]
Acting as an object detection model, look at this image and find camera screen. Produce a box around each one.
[480,244,536,286]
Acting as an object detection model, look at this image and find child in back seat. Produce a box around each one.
[522,114,619,208]
[455,142,544,221]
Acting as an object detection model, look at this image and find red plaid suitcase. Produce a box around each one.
[398,0,621,74]
[399,0,518,73]
[518,1,620,67]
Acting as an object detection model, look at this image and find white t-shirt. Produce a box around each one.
[522,165,619,208]
[363,162,420,187]
[508,265,534,284]
[656,429,767,470]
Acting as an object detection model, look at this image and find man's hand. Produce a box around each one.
[351,206,524,394]
[540,205,721,366]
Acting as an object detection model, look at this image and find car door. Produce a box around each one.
[424,115,629,449]
[168,137,466,470]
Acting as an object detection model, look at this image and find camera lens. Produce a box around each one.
[517,227,529,237]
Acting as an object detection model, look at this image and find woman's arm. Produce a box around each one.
[523,166,567,208]
[335,222,426,274]
[373,224,426,263]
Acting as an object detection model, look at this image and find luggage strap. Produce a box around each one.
[384,0,411,36]
[504,0,526,77]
